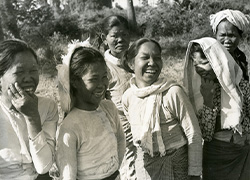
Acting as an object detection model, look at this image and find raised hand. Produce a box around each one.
[8,82,41,138]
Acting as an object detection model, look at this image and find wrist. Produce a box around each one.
[203,99,214,108]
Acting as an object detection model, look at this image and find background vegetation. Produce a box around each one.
[1,0,250,120]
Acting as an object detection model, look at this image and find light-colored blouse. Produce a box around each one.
[104,50,132,112]
[122,84,202,176]
[56,100,125,180]
[0,96,59,180]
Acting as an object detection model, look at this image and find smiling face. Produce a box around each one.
[0,51,39,101]
[192,51,217,81]
[132,42,162,88]
[216,20,241,54]
[74,62,108,110]
[105,25,130,58]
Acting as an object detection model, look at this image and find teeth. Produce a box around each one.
[146,70,157,74]
[94,91,104,97]
[23,88,34,94]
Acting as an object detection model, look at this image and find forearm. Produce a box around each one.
[187,140,202,176]
[25,116,42,139]
[29,131,54,174]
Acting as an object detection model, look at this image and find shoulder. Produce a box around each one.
[162,85,188,106]
[123,87,133,97]
[100,99,117,112]
[59,108,83,134]
[235,48,246,60]
[37,96,58,122]
[62,108,81,123]
[122,87,134,103]
[163,85,185,97]
[38,96,57,107]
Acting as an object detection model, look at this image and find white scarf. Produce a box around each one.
[0,100,32,163]
[130,77,178,157]
[210,9,250,34]
[104,49,121,66]
[57,38,93,113]
[183,37,243,134]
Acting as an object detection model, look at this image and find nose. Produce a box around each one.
[22,72,33,82]
[116,36,124,43]
[148,57,155,66]
[97,79,107,89]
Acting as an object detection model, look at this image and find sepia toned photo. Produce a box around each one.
[0,0,250,179]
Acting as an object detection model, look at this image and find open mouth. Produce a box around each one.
[94,90,105,98]
[23,87,35,95]
[145,69,158,75]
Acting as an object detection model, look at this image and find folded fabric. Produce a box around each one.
[57,38,92,113]
[183,37,243,134]
[210,9,250,34]
[129,77,178,157]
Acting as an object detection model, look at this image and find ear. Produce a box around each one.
[71,78,79,89]
[101,33,108,46]
[128,61,135,72]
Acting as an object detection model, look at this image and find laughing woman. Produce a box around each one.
[0,39,58,180]
[183,37,250,180]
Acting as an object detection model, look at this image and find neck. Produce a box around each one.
[110,51,122,59]
[75,101,98,111]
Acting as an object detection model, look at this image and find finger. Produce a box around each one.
[201,77,205,85]
[14,82,25,97]
[9,84,22,99]
[7,88,16,99]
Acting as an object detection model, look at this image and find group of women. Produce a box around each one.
[0,8,249,180]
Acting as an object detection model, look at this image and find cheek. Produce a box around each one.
[104,79,109,87]
[134,61,144,73]
[157,61,163,70]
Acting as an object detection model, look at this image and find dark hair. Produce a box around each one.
[0,39,37,78]
[69,47,106,93]
[102,15,129,36]
[189,43,206,60]
[216,19,243,37]
[121,38,162,73]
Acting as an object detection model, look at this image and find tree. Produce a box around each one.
[0,0,21,39]
[127,0,137,33]
[0,17,4,41]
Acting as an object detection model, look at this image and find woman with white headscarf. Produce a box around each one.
[183,37,250,180]
[210,9,250,81]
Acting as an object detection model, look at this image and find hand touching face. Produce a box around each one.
[0,51,39,107]
[192,52,217,81]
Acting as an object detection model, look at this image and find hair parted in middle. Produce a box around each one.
[121,38,162,73]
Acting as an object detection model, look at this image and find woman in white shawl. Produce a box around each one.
[183,37,250,180]
[210,9,250,81]
[122,38,202,180]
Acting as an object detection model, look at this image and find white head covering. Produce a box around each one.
[57,39,92,113]
[183,37,243,134]
[210,9,250,34]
